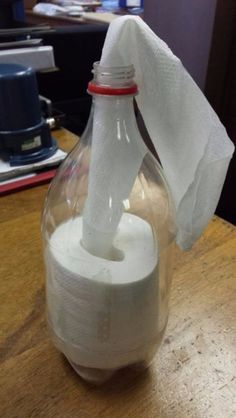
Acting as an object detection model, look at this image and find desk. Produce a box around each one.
[25,10,117,26]
[25,10,86,26]
[0,129,235,418]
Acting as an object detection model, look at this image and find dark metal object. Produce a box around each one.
[0,63,57,166]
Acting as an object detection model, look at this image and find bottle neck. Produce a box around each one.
[92,95,136,122]
[90,94,147,157]
[88,62,138,124]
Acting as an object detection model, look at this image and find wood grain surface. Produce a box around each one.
[0,129,236,418]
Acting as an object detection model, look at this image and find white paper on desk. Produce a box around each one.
[33,3,84,16]
[33,3,67,16]
[0,173,36,185]
[83,16,235,252]
[0,149,66,181]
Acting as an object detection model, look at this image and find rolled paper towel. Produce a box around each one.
[82,94,147,259]
[46,213,162,370]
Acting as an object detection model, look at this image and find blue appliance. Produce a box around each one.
[0,64,57,166]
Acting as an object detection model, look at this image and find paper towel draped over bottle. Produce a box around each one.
[83,15,234,251]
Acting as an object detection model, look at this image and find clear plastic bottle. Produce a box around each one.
[41,63,176,384]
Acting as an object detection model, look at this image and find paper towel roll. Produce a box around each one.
[46,213,161,369]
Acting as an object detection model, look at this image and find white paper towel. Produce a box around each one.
[46,213,161,369]
[82,95,147,258]
[84,16,234,251]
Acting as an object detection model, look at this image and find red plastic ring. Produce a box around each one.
[87,81,138,96]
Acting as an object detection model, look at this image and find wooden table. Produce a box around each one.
[0,129,236,418]
[25,10,115,26]
[26,10,87,26]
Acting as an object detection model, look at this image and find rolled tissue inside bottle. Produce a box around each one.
[46,213,161,370]
[82,94,147,259]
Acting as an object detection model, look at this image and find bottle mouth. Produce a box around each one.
[87,61,138,96]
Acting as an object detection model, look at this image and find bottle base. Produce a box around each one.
[67,359,117,385]
[67,357,154,385]
[48,321,167,384]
